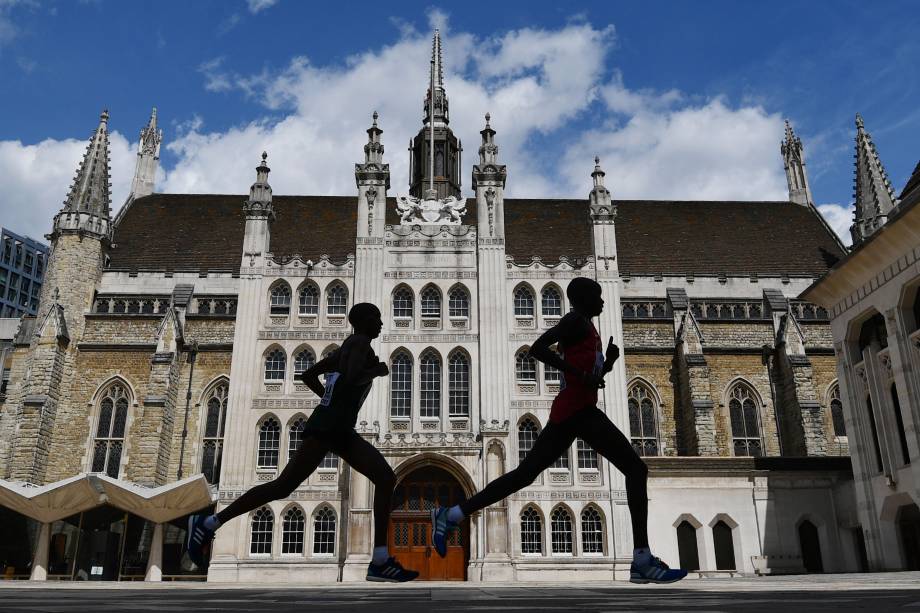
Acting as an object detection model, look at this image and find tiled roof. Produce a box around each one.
[110,194,844,278]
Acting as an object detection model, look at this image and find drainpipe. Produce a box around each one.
[761,344,784,457]
[177,341,199,480]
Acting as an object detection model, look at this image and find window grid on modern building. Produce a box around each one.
[282,507,305,554]
[581,507,604,553]
[550,507,573,554]
[288,417,307,462]
[326,284,347,315]
[390,352,412,417]
[830,384,846,437]
[258,418,281,468]
[293,348,315,379]
[448,287,469,318]
[541,287,562,316]
[577,438,598,469]
[628,383,659,456]
[516,349,536,382]
[91,383,129,478]
[0,228,47,318]
[270,284,291,315]
[518,418,539,463]
[298,284,319,315]
[264,349,286,381]
[514,287,535,317]
[201,382,228,485]
[729,384,762,457]
[448,351,470,417]
[420,351,441,418]
[521,506,542,554]
[421,287,441,318]
[393,287,413,318]
[250,507,274,555]
[313,507,336,554]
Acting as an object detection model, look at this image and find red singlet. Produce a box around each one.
[549,321,604,424]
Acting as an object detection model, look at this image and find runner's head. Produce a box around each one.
[567,278,604,317]
[349,303,383,338]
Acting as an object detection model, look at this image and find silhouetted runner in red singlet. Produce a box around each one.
[431,278,687,583]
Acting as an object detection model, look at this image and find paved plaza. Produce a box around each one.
[1,573,918,612]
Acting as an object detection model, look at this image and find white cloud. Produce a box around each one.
[818,203,854,246]
[198,57,232,92]
[246,0,277,14]
[0,129,134,242]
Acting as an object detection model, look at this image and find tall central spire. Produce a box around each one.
[63,110,112,216]
[850,113,898,245]
[409,30,461,199]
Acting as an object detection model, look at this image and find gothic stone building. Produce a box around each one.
[0,33,865,582]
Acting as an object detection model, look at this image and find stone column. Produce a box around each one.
[29,521,50,581]
[144,522,163,582]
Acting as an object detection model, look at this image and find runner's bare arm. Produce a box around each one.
[602,336,620,374]
[341,335,388,386]
[300,350,340,397]
[529,312,585,377]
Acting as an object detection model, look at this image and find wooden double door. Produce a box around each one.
[388,466,468,581]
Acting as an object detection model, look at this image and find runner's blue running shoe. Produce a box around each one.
[431,507,458,558]
[630,556,688,584]
[366,557,419,582]
[186,514,215,570]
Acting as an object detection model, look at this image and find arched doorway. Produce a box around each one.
[389,465,469,580]
[897,504,920,570]
[798,520,823,573]
[676,521,700,571]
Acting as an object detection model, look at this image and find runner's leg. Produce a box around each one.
[575,407,649,548]
[459,421,575,516]
[335,430,397,549]
[215,435,330,525]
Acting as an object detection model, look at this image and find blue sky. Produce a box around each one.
[1,0,918,245]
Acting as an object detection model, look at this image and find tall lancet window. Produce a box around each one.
[420,350,441,418]
[628,383,659,456]
[201,381,229,485]
[91,382,130,478]
[390,351,413,418]
[729,383,762,457]
[270,283,291,315]
[448,350,470,417]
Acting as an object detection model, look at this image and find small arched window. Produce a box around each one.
[515,349,536,382]
[729,384,762,457]
[91,382,130,478]
[390,351,413,418]
[514,286,535,317]
[628,383,659,456]
[541,287,562,316]
[581,507,604,554]
[448,351,470,417]
[420,350,441,418]
[326,283,348,316]
[713,520,736,570]
[298,284,319,316]
[282,507,305,555]
[201,381,229,485]
[250,507,274,555]
[448,286,470,318]
[521,506,542,554]
[313,507,337,555]
[393,287,414,319]
[293,348,315,379]
[257,417,281,469]
[288,417,307,462]
[270,283,291,315]
[829,384,846,437]
[421,286,441,319]
[550,507,573,554]
[518,417,540,463]
[264,348,286,381]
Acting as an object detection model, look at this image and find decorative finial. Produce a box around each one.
[856,113,864,129]
[485,112,491,127]
[100,109,109,124]
[52,287,60,302]
[595,155,600,167]
[373,110,379,126]
[261,151,268,162]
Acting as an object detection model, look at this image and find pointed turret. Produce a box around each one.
[589,156,615,222]
[50,109,113,243]
[473,113,507,239]
[355,111,390,238]
[240,151,274,259]
[781,120,812,205]
[129,107,162,199]
[850,114,898,245]
[243,151,273,218]
[409,30,461,199]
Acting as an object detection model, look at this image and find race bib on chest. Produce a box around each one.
[320,372,340,406]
